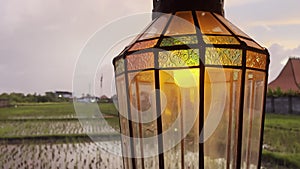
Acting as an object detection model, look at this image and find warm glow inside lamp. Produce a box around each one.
[112,0,270,168]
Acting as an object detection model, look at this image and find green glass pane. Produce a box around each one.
[205,48,242,66]
[159,49,200,68]
[115,58,125,74]
[246,51,266,70]
[203,36,240,45]
[160,36,198,47]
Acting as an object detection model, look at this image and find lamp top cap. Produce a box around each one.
[152,0,224,19]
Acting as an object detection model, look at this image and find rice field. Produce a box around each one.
[0,103,299,168]
[0,140,123,169]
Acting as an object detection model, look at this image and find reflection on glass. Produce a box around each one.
[241,71,265,169]
[165,11,196,36]
[204,68,241,169]
[128,71,160,168]
[197,12,231,35]
[116,75,132,168]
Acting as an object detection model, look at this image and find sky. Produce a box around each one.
[0,0,300,96]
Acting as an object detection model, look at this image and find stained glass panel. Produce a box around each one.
[158,49,200,68]
[205,48,242,66]
[115,58,125,74]
[203,36,240,45]
[246,51,266,70]
[214,14,250,38]
[241,70,265,169]
[127,52,154,71]
[129,39,158,51]
[160,36,198,47]
[240,38,264,50]
[139,14,172,40]
[196,11,231,35]
[165,11,196,36]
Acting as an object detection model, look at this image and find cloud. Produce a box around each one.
[268,44,300,82]
[0,0,152,94]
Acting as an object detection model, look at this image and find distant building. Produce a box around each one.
[55,91,73,99]
[268,58,300,93]
[99,95,112,103]
[75,96,99,103]
[0,99,9,108]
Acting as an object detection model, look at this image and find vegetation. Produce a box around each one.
[267,87,300,97]
[0,92,70,105]
[0,103,299,168]
[262,113,300,169]
[0,102,118,119]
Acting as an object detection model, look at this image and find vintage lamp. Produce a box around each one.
[113,0,270,168]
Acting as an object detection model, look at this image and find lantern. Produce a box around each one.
[113,0,270,168]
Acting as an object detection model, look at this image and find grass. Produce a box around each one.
[262,113,300,168]
[262,151,300,169]
[0,102,118,119]
[0,102,75,118]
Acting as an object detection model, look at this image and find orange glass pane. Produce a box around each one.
[115,58,125,74]
[214,13,250,38]
[158,49,200,68]
[127,52,154,71]
[203,35,240,45]
[196,11,231,35]
[160,36,198,47]
[165,11,196,36]
[205,48,242,66]
[129,39,158,51]
[240,37,264,50]
[246,51,267,70]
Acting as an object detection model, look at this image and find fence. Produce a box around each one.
[0,99,9,108]
[266,96,300,115]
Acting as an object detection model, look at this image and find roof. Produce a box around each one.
[268,58,300,92]
[55,91,72,95]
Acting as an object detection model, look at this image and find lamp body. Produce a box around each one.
[113,11,269,169]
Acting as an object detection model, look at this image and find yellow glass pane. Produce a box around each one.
[196,11,231,35]
[160,36,198,47]
[203,35,240,45]
[246,51,267,70]
[139,14,172,40]
[127,52,154,71]
[115,58,125,74]
[165,11,196,36]
[240,37,264,50]
[159,69,199,168]
[129,39,158,51]
[158,49,200,68]
[204,68,242,169]
[205,48,242,66]
[214,13,250,38]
